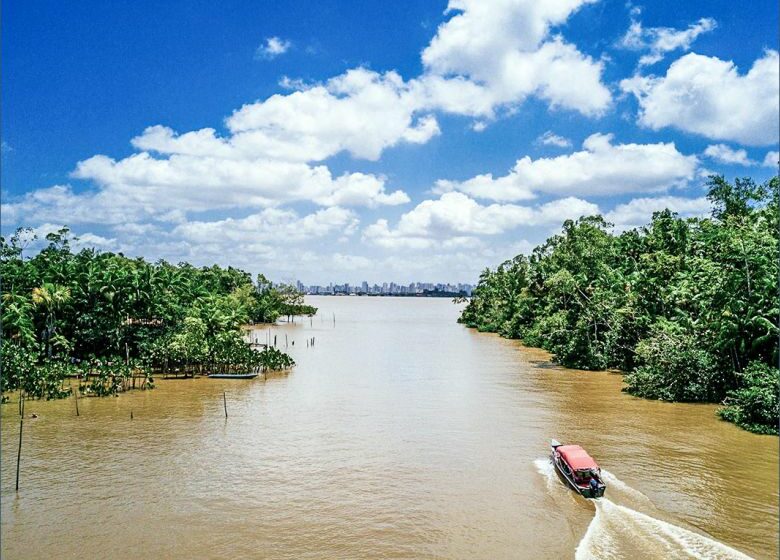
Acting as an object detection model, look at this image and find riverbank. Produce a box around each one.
[458,177,779,435]
[2,297,776,559]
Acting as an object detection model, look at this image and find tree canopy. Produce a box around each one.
[1,231,310,399]
[458,176,779,434]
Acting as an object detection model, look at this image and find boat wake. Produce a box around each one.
[534,459,754,560]
[575,499,753,560]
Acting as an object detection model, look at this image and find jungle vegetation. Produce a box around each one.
[459,176,779,434]
[0,228,310,400]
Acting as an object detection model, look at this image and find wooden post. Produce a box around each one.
[223,391,228,418]
[274,335,277,347]
[333,312,335,327]
[75,386,80,417]
[285,334,288,348]
[15,395,24,492]
[130,409,134,420]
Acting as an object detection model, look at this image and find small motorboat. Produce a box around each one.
[207,373,259,379]
[550,439,606,498]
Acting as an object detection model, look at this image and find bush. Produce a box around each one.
[1,345,73,399]
[718,362,779,435]
[624,322,721,402]
[1,343,37,392]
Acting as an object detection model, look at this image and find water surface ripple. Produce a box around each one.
[1,297,777,559]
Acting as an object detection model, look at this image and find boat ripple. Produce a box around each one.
[534,458,754,560]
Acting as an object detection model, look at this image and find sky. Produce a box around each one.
[2,0,778,284]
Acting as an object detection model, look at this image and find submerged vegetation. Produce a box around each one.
[1,228,309,400]
[459,176,779,434]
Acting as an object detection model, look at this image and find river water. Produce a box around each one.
[1,297,777,559]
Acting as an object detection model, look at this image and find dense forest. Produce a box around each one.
[459,176,779,434]
[0,228,313,400]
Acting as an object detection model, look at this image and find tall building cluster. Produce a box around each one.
[300,281,473,297]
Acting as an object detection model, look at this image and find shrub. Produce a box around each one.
[624,322,721,402]
[718,362,779,435]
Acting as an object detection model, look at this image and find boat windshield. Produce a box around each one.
[575,469,596,482]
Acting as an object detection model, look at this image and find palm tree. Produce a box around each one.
[31,283,71,358]
[1,292,36,346]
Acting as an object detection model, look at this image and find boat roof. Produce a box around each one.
[557,445,599,471]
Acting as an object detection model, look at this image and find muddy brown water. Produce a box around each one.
[1,297,777,559]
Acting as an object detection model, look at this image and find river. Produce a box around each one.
[1,296,777,559]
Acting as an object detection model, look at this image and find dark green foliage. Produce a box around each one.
[718,362,779,435]
[1,229,304,399]
[624,321,721,402]
[83,359,131,397]
[258,347,296,371]
[459,175,779,433]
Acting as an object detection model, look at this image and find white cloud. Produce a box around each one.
[256,37,291,60]
[621,50,780,146]
[421,0,611,116]
[436,133,697,201]
[71,154,406,212]
[620,15,716,66]
[763,151,779,168]
[363,192,599,249]
[226,68,439,161]
[605,196,711,231]
[173,207,359,245]
[537,130,572,148]
[703,144,755,166]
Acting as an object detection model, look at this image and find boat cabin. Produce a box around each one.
[551,440,606,498]
[556,445,602,481]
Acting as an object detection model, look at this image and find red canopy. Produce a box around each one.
[557,445,599,471]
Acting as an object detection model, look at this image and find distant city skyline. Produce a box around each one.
[297,280,473,296]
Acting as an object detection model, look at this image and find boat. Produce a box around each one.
[550,439,606,498]
[207,373,259,379]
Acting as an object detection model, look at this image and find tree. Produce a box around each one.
[31,283,71,358]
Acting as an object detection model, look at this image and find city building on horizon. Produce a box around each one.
[296,281,474,297]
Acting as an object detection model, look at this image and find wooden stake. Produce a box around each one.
[15,395,24,492]
[130,409,134,420]
[223,391,228,418]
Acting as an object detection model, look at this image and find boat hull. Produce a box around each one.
[207,373,259,379]
[550,441,606,499]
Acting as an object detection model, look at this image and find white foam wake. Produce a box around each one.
[600,468,655,509]
[575,499,753,560]
[533,459,753,559]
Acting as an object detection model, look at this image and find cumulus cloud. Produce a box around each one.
[620,14,716,66]
[605,196,711,231]
[173,207,359,244]
[227,69,440,161]
[436,133,697,201]
[363,192,599,249]
[537,130,572,148]
[256,37,291,60]
[703,144,755,166]
[421,0,611,116]
[763,151,779,168]
[621,50,780,146]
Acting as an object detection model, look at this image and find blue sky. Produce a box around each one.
[2,0,778,284]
